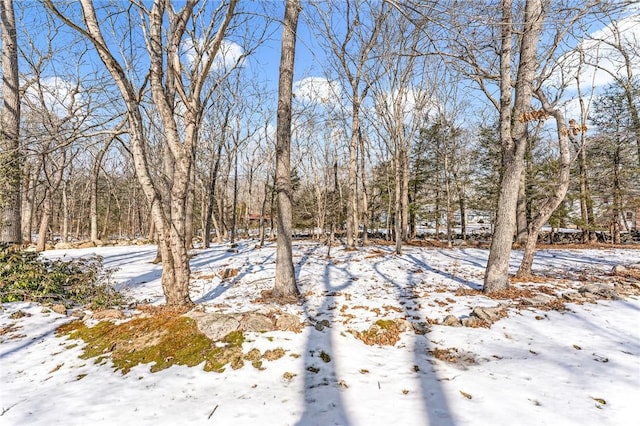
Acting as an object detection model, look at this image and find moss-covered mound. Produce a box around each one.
[57,311,286,374]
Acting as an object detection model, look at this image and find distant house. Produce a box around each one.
[247,213,270,222]
[624,208,639,231]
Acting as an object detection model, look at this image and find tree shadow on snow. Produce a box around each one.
[372,256,457,426]
[404,251,482,290]
[295,244,353,426]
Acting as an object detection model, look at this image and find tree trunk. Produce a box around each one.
[90,142,110,243]
[394,154,402,255]
[205,135,225,248]
[516,106,572,277]
[401,147,410,242]
[578,141,597,243]
[346,103,360,249]
[435,186,440,238]
[230,145,238,244]
[259,178,269,247]
[459,192,466,241]
[484,0,543,293]
[272,0,300,300]
[36,151,66,251]
[0,0,21,246]
[36,191,53,252]
[515,167,528,245]
[444,154,452,248]
[359,130,369,246]
[185,160,195,249]
[21,162,36,244]
[62,180,69,242]
[612,145,622,244]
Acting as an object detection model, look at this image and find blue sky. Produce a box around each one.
[12,1,639,129]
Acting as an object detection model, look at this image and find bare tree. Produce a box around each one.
[0,0,21,245]
[311,0,389,249]
[272,0,301,300]
[46,0,241,306]
[481,0,544,292]
[583,13,640,166]
[369,11,430,254]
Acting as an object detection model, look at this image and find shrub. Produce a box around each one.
[0,245,125,308]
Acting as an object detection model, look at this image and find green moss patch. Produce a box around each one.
[57,312,287,374]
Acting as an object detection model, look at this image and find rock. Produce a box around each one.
[562,292,584,302]
[92,309,125,320]
[394,319,413,332]
[70,310,86,319]
[442,315,462,327]
[412,322,431,335]
[186,312,242,341]
[611,264,627,274]
[240,312,275,333]
[51,304,67,315]
[578,283,619,300]
[628,263,640,270]
[314,319,332,331]
[187,311,295,340]
[77,241,96,249]
[470,305,506,322]
[462,317,481,327]
[275,313,302,332]
[521,294,556,306]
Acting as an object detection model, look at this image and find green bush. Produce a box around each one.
[0,246,126,309]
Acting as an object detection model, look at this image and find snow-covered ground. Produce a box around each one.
[1,241,639,426]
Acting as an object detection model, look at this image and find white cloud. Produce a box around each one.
[293,77,342,104]
[183,39,245,72]
[23,76,82,117]
[212,40,245,71]
[554,14,640,93]
[374,87,433,125]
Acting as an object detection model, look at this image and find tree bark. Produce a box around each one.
[612,144,622,244]
[515,167,528,245]
[394,154,402,255]
[0,0,21,245]
[273,0,300,300]
[90,141,110,243]
[36,191,53,252]
[21,163,35,244]
[36,151,66,251]
[359,129,369,246]
[62,180,69,242]
[516,105,572,277]
[205,130,226,248]
[484,0,544,293]
[346,104,360,249]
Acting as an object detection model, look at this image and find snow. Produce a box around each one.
[1,241,639,425]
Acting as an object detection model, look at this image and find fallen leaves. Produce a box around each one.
[350,319,410,346]
[430,347,478,366]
